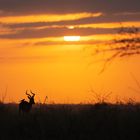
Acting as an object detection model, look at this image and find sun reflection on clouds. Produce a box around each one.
[0,12,102,24]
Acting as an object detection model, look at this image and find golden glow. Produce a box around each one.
[0,12,102,24]
[67,26,75,29]
[64,36,81,41]
[77,21,140,28]
[0,10,140,103]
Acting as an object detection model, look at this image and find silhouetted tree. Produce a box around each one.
[94,26,140,72]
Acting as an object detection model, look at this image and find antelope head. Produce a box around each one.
[26,90,35,104]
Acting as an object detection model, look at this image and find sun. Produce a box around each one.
[64,36,81,42]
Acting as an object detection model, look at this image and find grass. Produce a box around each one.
[0,102,140,140]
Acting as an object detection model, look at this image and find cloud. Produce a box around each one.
[0,21,140,39]
[0,0,139,39]
[0,0,140,16]
[0,24,15,35]
[0,26,118,39]
[2,12,140,30]
[33,40,105,46]
[78,22,140,29]
[0,12,102,24]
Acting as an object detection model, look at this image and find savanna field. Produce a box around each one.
[1,102,140,140]
[0,0,140,140]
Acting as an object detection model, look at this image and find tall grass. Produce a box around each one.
[0,102,140,140]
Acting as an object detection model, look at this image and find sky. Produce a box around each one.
[0,0,140,103]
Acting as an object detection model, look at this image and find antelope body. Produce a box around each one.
[19,90,35,113]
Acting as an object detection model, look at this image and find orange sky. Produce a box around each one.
[0,0,140,103]
[1,39,140,103]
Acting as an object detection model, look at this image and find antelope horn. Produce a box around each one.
[26,90,31,98]
[30,90,35,97]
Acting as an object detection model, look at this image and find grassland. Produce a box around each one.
[0,102,140,140]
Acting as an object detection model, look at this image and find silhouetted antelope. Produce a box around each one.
[19,90,35,114]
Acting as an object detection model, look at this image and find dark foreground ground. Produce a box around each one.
[0,102,140,140]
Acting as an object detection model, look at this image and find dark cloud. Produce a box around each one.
[34,40,103,46]
[4,13,140,30]
[0,0,139,39]
[0,27,117,39]
[0,0,140,16]
[0,12,139,39]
